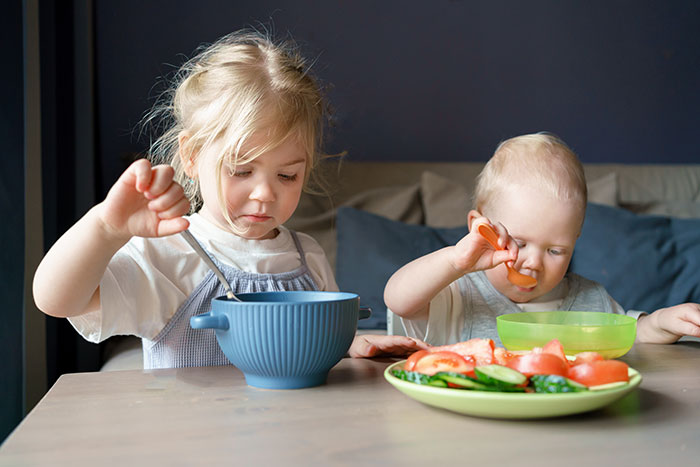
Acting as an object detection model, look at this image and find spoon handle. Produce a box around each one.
[179,230,240,301]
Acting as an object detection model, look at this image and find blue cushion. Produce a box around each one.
[570,202,700,311]
[336,207,468,329]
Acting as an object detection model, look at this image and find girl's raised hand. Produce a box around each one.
[99,159,191,241]
[450,217,518,274]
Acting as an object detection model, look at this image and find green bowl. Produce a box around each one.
[497,311,636,359]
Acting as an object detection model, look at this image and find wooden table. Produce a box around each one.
[2,340,699,466]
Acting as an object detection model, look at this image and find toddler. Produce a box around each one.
[33,31,427,368]
[384,133,700,346]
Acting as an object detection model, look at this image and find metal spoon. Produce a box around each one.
[179,229,241,301]
[477,223,538,289]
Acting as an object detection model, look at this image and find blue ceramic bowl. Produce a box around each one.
[190,291,370,389]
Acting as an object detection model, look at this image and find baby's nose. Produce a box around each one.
[519,250,543,271]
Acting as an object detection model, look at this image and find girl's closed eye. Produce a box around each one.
[278,172,298,182]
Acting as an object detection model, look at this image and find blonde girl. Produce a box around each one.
[33,31,427,368]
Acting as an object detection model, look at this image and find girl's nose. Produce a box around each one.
[249,177,276,202]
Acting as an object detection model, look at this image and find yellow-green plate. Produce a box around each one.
[384,361,642,419]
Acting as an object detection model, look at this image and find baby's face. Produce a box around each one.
[482,185,583,303]
[196,135,307,239]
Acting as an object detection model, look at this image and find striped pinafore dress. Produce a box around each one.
[142,231,319,369]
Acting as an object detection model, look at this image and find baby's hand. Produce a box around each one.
[450,217,518,274]
[348,334,431,358]
[99,159,190,241]
[636,303,700,344]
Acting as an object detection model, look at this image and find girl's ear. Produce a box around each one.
[178,131,197,177]
[467,209,482,232]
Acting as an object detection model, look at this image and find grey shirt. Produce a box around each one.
[400,271,629,346]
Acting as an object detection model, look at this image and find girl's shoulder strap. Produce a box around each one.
[288,230,308,267]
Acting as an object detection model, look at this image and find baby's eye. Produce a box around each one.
[548,248,563,256]
[515,240,526,249]
[233,170,252,178]
[278,173,298,182]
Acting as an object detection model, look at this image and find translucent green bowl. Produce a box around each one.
[497,311,637,359]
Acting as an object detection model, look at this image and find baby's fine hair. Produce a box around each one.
[144,30,328,213]
[474,132,588,215]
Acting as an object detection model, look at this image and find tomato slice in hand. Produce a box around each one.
[412,351,475,376]
[506,352,569,377]
[405,350,431,372]
[567,360,629,386]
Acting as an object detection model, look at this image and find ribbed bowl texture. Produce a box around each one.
[210,291,359,389]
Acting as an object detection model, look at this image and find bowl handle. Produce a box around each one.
[190,312,230,330]
[359,307,372,320]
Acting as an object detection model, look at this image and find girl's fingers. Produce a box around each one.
[147,181,186,213]
[144,165,176,198]
[119,159,153,193]
[155,197,191,220]
[156,217,190,237]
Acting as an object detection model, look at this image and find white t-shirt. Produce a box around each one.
[68,213,337,343]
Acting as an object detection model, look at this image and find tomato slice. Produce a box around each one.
[493,347,515,366]
[567,360,629,386]
[431,338,495,366]
[542,339,569,365]
[506,352,569,377]
[405,350,431,372]
[412,351,475,376]
[571,351,604,366]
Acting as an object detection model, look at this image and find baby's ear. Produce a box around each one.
[178,131,197,177]
[467,209,482,231]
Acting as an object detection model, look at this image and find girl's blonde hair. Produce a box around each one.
[474,132,587,217]
[144,30,328,220]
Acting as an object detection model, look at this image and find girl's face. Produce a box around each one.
[195,135,307,239]
[480,185,583,303]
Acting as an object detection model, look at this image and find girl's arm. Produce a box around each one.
[32,160,190,318]
[383,218,517,321]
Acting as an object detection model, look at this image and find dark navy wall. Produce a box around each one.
[2,0,25,442]
[95,1,699,196]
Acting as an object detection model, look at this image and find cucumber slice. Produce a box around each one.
[530,374,588,393]
[432,372,489,390]
[588,381,628,391]
[474,364,527,387]
[391,369,433,385]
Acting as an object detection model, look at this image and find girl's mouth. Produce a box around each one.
[242,214,271,222]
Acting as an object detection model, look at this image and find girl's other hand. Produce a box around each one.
[99,159,191,241]
[348,334,431,358]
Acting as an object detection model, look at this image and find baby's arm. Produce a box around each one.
[383,218,517,321]
[635,303,700,344]
[33,159,190,318]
